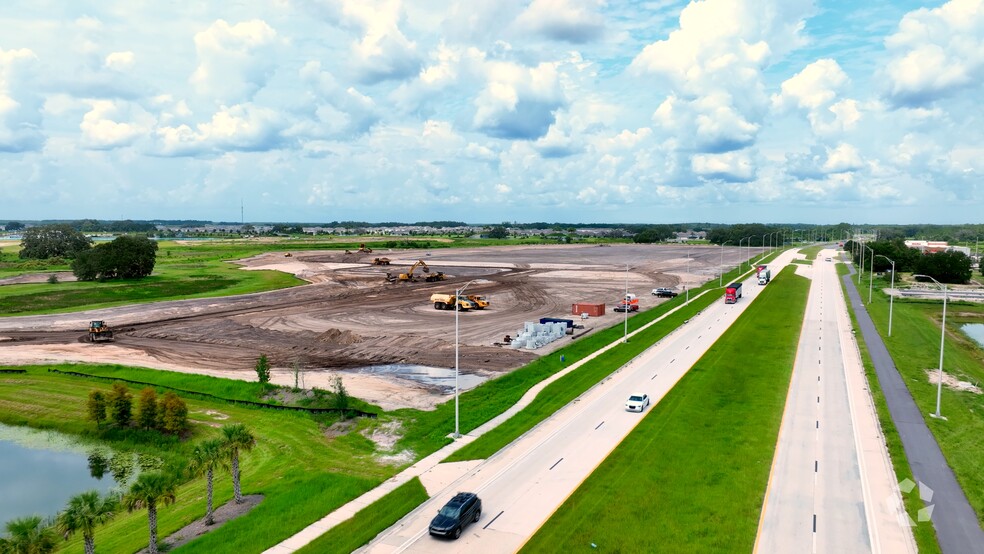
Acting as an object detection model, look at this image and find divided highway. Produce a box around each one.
[359,251,797,553]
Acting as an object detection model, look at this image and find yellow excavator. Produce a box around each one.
[388,260,445,282]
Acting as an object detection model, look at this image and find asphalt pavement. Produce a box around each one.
[842,261,984,554]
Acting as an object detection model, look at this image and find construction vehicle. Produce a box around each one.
[466,294,489,309]
[430,293,477,311]
[372,257,391,265]
[391,260,446,282]
[87,320,114,342]
[284,252,293,257]
[358,243,373,253]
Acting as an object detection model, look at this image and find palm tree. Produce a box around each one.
[221,424,256,504]
[55,490,117,554]
[187,439,227,525]
[122,472,176,554]
[0,515,57,553]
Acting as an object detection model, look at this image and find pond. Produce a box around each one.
[960,323,984,349]
[0,424,153,524]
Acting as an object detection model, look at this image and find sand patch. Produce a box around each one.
[926,368,982,394]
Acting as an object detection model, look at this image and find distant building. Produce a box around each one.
[904,240,971,256]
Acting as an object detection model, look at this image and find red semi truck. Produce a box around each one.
[725,282,743,304]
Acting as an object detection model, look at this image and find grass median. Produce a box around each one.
[521,266,808,553]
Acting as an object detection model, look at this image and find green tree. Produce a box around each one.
[332,375,350,419]
[157,391,188,435]
[86,391,107,428]
[487,226,509,239]
[633,225,676,243]
[136,388,158,430]
[0,515,57,554]
[4,221,24,231]
[187,439,228,525]
[221,423,256,504]
[122,472,177,554]
[106,382,132,428]
[915,250,973,284]
[55,490,117,554]
[18,224,92,260]
[71,235,158,281]
[254,354,271,384]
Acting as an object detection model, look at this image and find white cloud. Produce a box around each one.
[104,52,136,72]
[883,0,984,106]
[473,60,565,139]
[691,151,755,182]
[0,48,44,152]
[190,19,280,104]
[822,143,863,173]
[514,0,606,43]
[773,59,848,111]
[80,100,155,149]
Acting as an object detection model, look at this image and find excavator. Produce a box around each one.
[387,260,445,283]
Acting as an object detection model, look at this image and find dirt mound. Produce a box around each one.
[318,328,364,345]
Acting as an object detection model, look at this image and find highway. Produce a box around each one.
[755,249,915,553]
[359,251,796,553]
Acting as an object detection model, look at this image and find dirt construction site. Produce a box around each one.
[0,244,755,410]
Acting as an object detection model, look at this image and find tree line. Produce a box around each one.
[845,239,975,284]
[17,224,158,281]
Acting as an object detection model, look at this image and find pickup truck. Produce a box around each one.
[651,288,678,298]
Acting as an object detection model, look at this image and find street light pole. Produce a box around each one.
[719,241,730,286]
[914,274,948,420]
[623,264,629,343]
[739,237,747,271]
[453,279,477,438]
[858,240,864,284]
[686,247,691,303]
[868,245,874,304]
[876,255,895,336]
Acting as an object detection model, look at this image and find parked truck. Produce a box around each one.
[725,283,743,304]
[430,294,477,311]
[757,266,771,285]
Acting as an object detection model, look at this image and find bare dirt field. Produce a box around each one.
[0,244,756,410]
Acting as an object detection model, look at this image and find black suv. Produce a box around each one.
[429,492,482,540]
[652,288,678,298]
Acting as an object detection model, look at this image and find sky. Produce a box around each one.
[1,0,982,224]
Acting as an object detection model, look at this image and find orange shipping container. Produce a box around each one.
[572,303,605,317]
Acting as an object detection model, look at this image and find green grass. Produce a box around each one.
[295,478,429,554]
[522,266,809,553]
[799,244,824,260]
[858,271,984,527]
[0,365,391,554]
[835,263,942,553]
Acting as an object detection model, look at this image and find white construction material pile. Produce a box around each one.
[509,322,568,350]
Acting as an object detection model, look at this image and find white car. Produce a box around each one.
[625,393,650,412]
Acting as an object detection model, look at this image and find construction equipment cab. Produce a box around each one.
[88,321,114,342]
[398,260,435,282]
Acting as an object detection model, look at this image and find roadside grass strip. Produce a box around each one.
[521,266,808,553]
[856,269,984,527]
[295,477,429,554]
[834,263,942,553]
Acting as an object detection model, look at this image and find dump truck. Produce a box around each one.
[372,257,391,265]
[466,294,489,309]
[430,294,477,311]
[725,283,743,304]
[87,320,114,342]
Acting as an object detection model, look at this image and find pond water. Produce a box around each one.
[349,364,487,394]
[0,424,149,524]
[960,323,984,349]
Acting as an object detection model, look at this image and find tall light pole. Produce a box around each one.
[876,255,896,336]
[858,240,865,284]
[761,233,768,261]
[914,274,948,420]
[623,264,629,343]
[453,279,477,438]
[719,241,731,286]
[867,244,875,304]
[739,237,747,271]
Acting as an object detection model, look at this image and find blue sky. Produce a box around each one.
[1,0,981,224]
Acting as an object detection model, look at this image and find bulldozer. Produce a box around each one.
[87,320,114,342]
[371,257,391,265]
